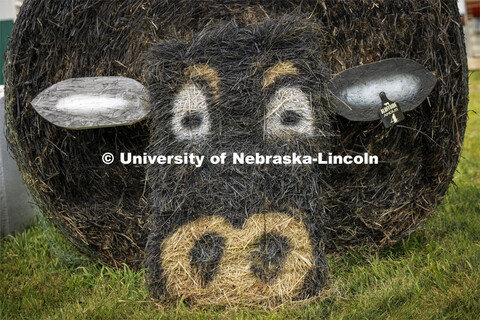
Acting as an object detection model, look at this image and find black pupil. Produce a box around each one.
[281,110,302,126]
[181,112,203,129]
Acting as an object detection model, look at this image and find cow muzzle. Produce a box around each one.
[160,212,315,305]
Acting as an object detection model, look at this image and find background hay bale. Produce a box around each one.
[4,0,467,271]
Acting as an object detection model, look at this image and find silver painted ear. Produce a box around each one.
[31,77,149,129]
[328,58,437,122]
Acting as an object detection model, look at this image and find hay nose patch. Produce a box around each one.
[160,213,315,305]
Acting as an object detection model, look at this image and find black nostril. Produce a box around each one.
[181,112,203,129]
[250,232,290,283]
[281,110,302,126]
[189,233,225,286]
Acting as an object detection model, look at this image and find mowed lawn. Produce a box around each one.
[1,74,479,320]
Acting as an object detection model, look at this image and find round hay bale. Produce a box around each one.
[5,0,467,303]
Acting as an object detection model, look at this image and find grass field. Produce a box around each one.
[1,74,479,320]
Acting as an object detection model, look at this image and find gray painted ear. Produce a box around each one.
[31,77,149,129]
[328,58,437,122]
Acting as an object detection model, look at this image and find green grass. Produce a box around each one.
[1,76,479,320]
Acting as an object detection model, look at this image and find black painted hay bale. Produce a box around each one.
[4,0,467,282]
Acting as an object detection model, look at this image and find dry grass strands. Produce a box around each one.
[263,62,300,89]
[184,64,221,100]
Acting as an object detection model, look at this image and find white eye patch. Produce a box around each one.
[171,83,211,141]
[264,86,316,138]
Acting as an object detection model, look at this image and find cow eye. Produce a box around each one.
[171,83,211,140]
[265,86,315,138]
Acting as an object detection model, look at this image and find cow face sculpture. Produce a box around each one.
[31,17,437,305]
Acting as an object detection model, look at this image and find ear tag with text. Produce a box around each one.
[378,92,405,129]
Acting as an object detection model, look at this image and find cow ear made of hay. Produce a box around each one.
[31,77,149,129]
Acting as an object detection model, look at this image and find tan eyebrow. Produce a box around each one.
[184,64,220,99]
[263,61,300,89]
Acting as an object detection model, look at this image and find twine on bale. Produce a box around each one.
[4,0,467,298]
